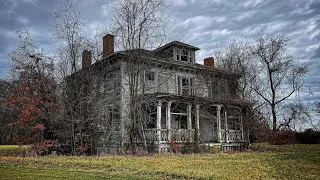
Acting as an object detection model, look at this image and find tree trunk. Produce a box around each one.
[271,104,277,131]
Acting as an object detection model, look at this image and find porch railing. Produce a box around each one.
[144,129,195,143]
[221,130,243,142]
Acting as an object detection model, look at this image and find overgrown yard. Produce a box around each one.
[0,144,319,179]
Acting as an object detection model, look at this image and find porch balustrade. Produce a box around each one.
[144,129,195,143]
[221,130,243,142]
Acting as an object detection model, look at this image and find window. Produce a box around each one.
[177,76,194,95]
[100,74,116,94]
[175,48,195,63]
[105,80,114,93]
[181,77,189,95]
[176,49,180,61]
[206,79,213,98]
[145,71,155,81]
[188,51,194,62]
[181,49,188,61]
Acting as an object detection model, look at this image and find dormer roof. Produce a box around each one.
[154,41,200,52]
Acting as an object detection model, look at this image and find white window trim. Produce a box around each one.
[176,75,194,95]
[174,48,195,63]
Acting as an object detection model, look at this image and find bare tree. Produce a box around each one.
[279,101,312,131]
[250,31,308,131]
[214,40,257,101]
[109,0,168,154]
[52,0,93,153]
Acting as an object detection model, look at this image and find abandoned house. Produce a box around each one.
[68,34,251,154]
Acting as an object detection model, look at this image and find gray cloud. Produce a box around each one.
[0,0,319,101]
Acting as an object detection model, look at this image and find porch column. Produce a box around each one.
[157,100,162,143]
[240,108,244,141]
[217,105,222,143]
[187,104,192,142]
[195,104,200,142]
[166,101,172,141]
[225,107,229,143]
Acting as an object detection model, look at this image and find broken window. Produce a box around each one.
[176,49,180,61]
[181,49,188,61]
[227,107,241,130]
[181,77,189,95]
[188,51,194,63]
[105,78,114,93]
[175,48,195,63]
[145,71,155,81]
[177,76,194,95]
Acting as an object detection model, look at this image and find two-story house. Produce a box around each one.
[70,34,250,154]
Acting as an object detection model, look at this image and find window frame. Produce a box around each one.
[144,71,155,82]
[177,76,194,95]
[175,48,195,63]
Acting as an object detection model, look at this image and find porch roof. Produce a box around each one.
[140,93,252,107]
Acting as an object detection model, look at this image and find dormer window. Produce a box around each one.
[175,48,195,63]
[188,51,194,62]
[181,49,188,61]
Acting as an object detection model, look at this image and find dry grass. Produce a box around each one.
[1,144,320,179]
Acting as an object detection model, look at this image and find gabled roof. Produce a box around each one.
[154,41,200,52]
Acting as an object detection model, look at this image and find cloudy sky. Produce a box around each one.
[0,0,320,101]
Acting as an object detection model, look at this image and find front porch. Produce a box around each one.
[141,100,246,151]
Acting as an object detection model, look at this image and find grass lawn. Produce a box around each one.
[0,145,29,156]
[0,144,320,179]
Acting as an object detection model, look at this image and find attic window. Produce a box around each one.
[175,48,194,63]
[181,49,188,61]
[176,49,181,61]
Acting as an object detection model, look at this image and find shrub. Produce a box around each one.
[270,130,295,145]
[295,129,320,144]
[169,138,181,154]
[30,140,57,156]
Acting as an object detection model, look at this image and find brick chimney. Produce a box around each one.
[103,34,114,58]
[204,57,215,67]
[82,49,92,69]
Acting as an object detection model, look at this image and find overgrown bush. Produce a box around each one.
[30,140,57,156]
[270,130,295,145]
[295,129,320,144]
